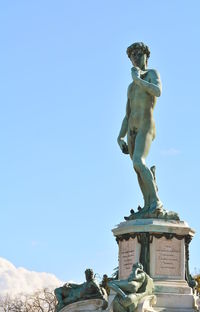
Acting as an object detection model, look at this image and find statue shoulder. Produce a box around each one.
[147,69,161,79]
[127,82,134,96]
[146,69,162,87]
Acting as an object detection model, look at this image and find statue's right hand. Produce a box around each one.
[131,67,140,81]
[118,138,129,154]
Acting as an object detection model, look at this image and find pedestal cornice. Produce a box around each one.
[112,218,195,238]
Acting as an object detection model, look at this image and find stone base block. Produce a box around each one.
[155,293,195,309]
[154,279,192,294]
[60,299,105,312]
[153,279,198,311]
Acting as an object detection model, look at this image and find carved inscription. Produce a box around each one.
[119,238,136,279]
[155,237,181,277]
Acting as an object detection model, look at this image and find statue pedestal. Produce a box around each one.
[108,294,157,312]
[60,299,106,312]
[112,218,198,311]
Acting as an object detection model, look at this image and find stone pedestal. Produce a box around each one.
[108,294,157,312]
[112,219,198,311]
[60,299,106,312]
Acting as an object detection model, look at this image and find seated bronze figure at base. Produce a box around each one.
[108,263,154,312]
[54,268,108,311]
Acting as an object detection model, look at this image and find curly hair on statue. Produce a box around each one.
[126,42,150,59]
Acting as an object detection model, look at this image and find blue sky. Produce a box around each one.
[0,0,200,284]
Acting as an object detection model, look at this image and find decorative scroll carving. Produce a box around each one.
[137,233,151,274]
[185,235,196,289]
[116,232,187,244]
[116,233,137,243]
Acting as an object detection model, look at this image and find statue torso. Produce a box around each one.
[127,70,157,136]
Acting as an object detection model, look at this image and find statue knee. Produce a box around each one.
[133,157,143,173]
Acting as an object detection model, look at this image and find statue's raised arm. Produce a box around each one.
[132,67,162,97]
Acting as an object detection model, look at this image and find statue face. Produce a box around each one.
[130,49,147,69]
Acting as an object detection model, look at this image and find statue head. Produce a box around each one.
[85,268,94,281]
[128,262,144,281]
[126,42,150,70]
[132,262,143,271]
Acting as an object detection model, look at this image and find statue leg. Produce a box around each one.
[136,173,150,210]
[132,130,162,210]
[127,131,149,209]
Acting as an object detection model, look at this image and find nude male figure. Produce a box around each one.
[117,42,162,212]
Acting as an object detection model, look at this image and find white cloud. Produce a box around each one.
[160,148,181,156]
[0,257,63,297]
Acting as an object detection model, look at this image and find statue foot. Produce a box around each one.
[124,201,180,221]
[141,204,150,212]
[149,200,163,213]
